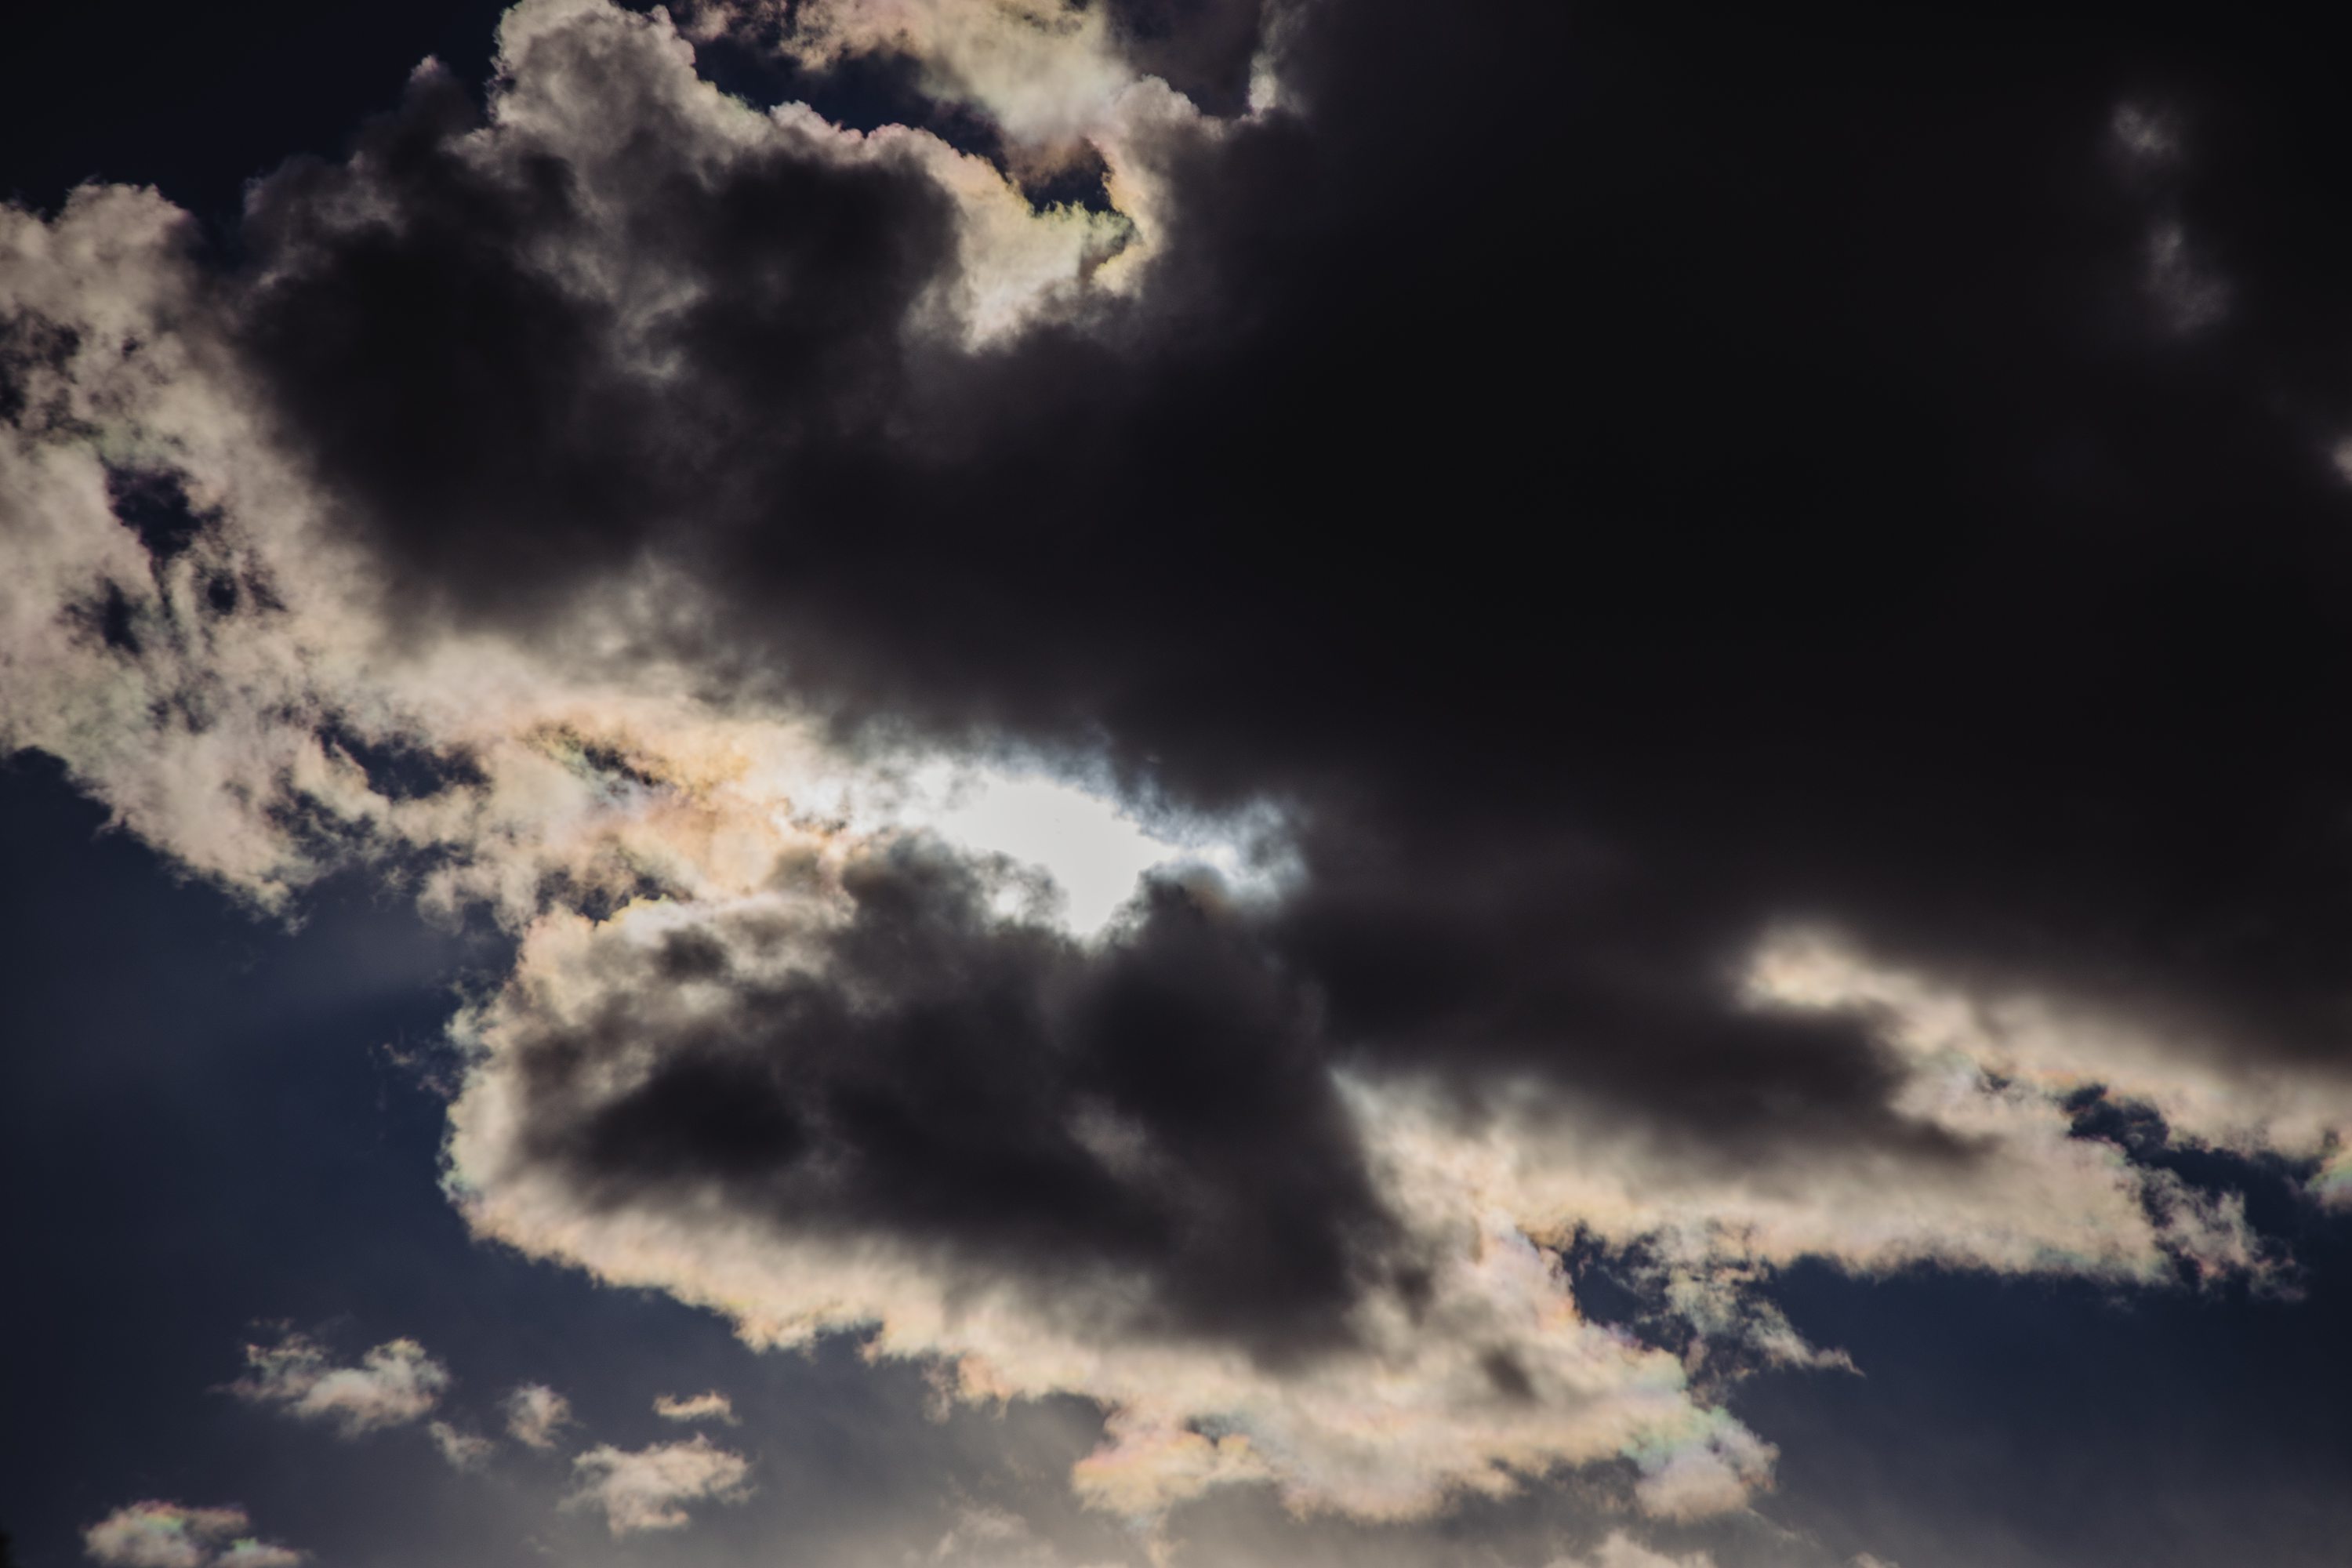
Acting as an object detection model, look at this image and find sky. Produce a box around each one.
[5,3,2352,1566]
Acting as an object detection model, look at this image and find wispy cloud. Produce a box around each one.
[652,1390,737,1425]
[427,1420,497,1470]
[503,1384,574,1450]
[564,1435,753,1534]
[924,1505,1124,1568]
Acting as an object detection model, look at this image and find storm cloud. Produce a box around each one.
[10,0,2352,1546]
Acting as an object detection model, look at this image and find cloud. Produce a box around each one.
[428,1420,497,1469]
[653,1390,737,1424]
[564,1435,753,1534]
[503,1384,575,1450]
[1745,928,2351,1232]
[746,0,1149,147]
[15,0,2352,1547]
[82,1504,301,1568]
[1548,1535,1714,1568]
[445,858,1773,1521]
[2106,100,2228,334]
[228,1332,448,1436]
[923,1505,1123,1568]
[212,1549,301,1568]
[2144,220,2229,332]
[2111,103,2180,165]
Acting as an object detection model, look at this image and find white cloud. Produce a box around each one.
[652,1390,737,1425]
[504,1384,575,1450]
[564,1435,753,1534]
[83,1503,302,1568]
[229,1331,448,1436]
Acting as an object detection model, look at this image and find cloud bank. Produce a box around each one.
[10,0,2352,1541]
[426,1420,496,1470]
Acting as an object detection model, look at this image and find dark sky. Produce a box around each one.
[5,4,2352,1566]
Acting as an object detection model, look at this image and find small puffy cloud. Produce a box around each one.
[213,1548,303,1568]
[229,1331,447,1436]
[84,1503,302,1568]
[428,1420,497,1469]
[1549,1533,1714,1568]
[564,1435,753,1534]
[503,1384,575,1449]
[652,1390,737,1425]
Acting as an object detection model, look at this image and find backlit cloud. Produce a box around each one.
[923,1505,1124,1568]
[427,1421,497,1470]
[1548,1535,1715,1568]
[227,1332,448,1436]
[564,1435,753,1534]
[503,1385,575,1450]
[11,0,2352,1552]
[82,1504,301,1568]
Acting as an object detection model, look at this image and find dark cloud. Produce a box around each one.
[16,0,2352,1552]
[237,36,957,621]
[123,0,2352,1352]
[506,839,1402,1363]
